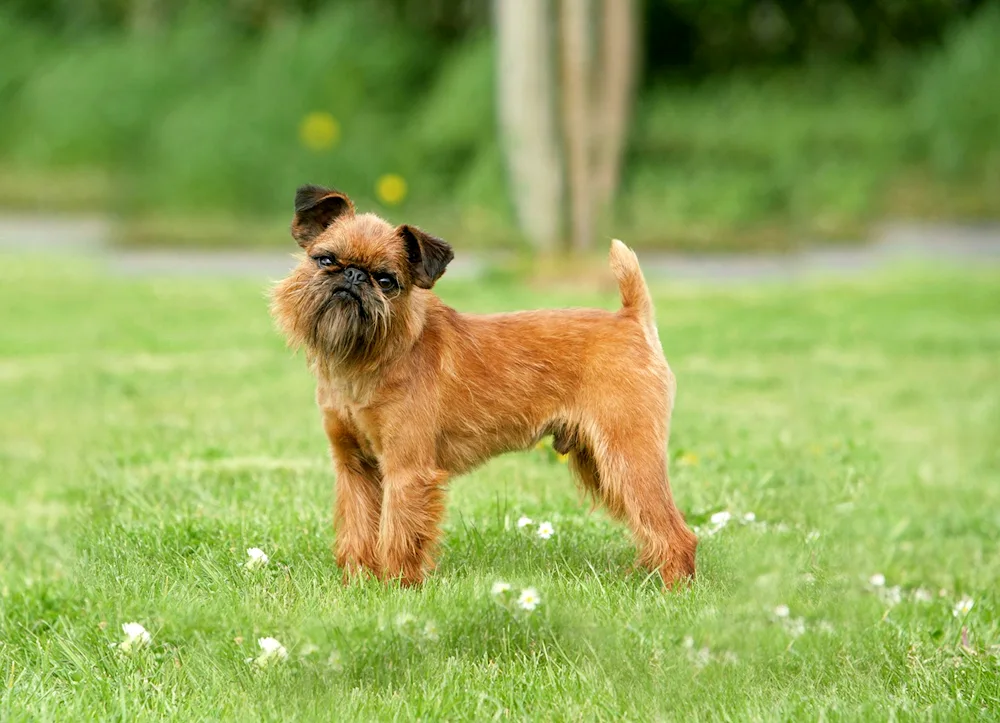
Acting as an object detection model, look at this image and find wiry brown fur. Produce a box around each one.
[270,186,697,588]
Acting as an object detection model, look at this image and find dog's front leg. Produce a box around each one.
[324,412,382,581]
[378,446,448,586]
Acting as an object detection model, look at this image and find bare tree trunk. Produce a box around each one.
[494,0,564,251]
[560,0,593,253]
[593,0,637,209]
[128,0,160,35]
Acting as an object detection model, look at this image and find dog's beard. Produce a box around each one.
[313,288,390,362]
[272,271,394,367]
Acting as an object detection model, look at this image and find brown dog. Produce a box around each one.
[270,185,697,587]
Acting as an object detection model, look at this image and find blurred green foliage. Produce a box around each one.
[909,4,1000,178]
[644,0,990,71]
[621,69,903,245]
[0,1,998,248]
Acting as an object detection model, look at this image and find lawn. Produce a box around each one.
[1,258,998,720]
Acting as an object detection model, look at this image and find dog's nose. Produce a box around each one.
[343,267,367,285]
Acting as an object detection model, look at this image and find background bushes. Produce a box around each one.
[1,0,997,248]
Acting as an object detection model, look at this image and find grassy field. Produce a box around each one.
[1,258,998,720]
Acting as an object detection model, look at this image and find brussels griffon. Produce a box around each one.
[270,185,697,587]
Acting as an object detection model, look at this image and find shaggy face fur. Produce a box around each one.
[271,185,697,588]
[272,185,451,374]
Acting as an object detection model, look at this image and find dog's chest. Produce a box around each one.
[343,405,383,457]
[317,383,384,456]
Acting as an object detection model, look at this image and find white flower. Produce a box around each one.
[869,573,886,587]
[517,516,533,528]
[710,511,732,526]
[805,530,821,543]
[773,604,790,618]
[701,510,733,537]
[953,596,975,617]
[117,622,151,652]
[394,612,416,629]
[245,547,269,570]
[518,587,541,612]
[253,637,288,667]
[818,621,835,635]
[491,581,512,596]
[326,649,343,671]
[912,588,933,603]
[423,620,440,642]
[682,635,695,649]
[537,521,554,540]
[786,617,806,638]
[882,586,902,606]
[743,512,756,522]
[691,646,711,669]
[258,637,286,656]
[299,643,319,657]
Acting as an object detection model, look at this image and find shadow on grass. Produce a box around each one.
[435,508,655,586]
[292,596,654,695]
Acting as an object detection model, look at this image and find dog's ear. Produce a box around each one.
[291,185,355,247]
[398,225,454,289]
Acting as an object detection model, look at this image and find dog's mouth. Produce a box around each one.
[331,287,364,307]
[329,287,370,324]
[333,288,360,301]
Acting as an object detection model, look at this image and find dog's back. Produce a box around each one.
[421,241,672,470]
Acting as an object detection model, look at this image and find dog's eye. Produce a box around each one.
[313,255,335,268]
[375,274,397,292]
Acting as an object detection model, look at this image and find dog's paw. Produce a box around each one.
[338,559,380,585]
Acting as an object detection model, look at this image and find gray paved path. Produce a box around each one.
[2,213,999,282]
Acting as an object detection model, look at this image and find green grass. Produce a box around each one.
[1,259,999,720]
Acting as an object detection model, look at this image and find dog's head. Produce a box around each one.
[270,185,453,365]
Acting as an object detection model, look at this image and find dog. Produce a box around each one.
[270,185,697,587]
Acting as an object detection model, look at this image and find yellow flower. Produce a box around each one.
[678,452,699,467]
[556,453,569,464]
[299,112,340,151]
[376,174,408,205]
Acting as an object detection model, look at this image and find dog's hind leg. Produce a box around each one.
[588,426,697,588]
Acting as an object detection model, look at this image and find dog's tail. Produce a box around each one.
[609,239,657,339]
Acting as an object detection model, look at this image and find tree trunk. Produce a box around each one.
[560,0,593,253]
[593,0,637,210]
[128,0,160,35]
[494,0,564,251]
